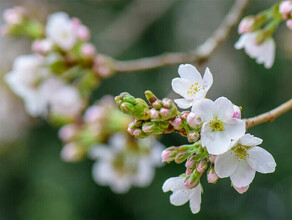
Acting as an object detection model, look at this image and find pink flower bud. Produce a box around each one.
[286,20,292,29]
[162,99,171,108]
[234,185,249,194]
[188,132,198,142]
[83,106,104,123]
[161,149,176,163]
[186,168,193,175]
[209,154,216,163]
[76,25,90,41]
[127,127,135,135]
[207,169,219,183]
[58,125,77,141]
[184,177,198,189]
[152,100,162,109]
[238,17,255,34]
[150,109,159,119]
[95,66,111,77]
[233,105,241,119]
[133,129,141,137]
[196,159,207,173]
[185,158,195,169]
[171,117,182,130]
[71,17,81,28]
[160,108,169,117]
[187,112,201,129]
[3,8,23,25]
[181,111,189,120]
[61,143,82,162]
[81,43,96,57]
[279,1,292,19]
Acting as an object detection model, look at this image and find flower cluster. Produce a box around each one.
[235,1,292,68]
[3,10,113,122]
[116,64,276,214]
[58,96,164,193]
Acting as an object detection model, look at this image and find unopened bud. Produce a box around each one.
[184,173,199,189]
[127,127,135,135]
[207,168,219,183]
[233,185,249,194]
[133,129,142,137]
[209,154,216,163]
[150,109,159,119]
[58,124,77,141]
[142,121,156,133]
[152,100,162,109]
[286,19,292,29]
[160,108,169,117]
[161,147,178,163]
[133,119,143,127]
[187,112,201,129]
[279,1,292,19]
[188,132,199,142]
[162,98,172,108]
[185,155,196,169]
[181,111,189,120]
[145,90,158,104]
[233,105,241,119]
[238,17,255,34]
[175,151,191,164]
[171,117,182,130]
[196,159,207,173]
[81,43,96,57]
[186,168,193,175]
[76,25,90,41]
[121,102,134,113]
[61,143,83,162]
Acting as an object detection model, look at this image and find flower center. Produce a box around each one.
[209,116,224,131]
[187,82,201,95]
[233,144,248,160]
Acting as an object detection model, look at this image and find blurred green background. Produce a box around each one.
[0,0,291,219]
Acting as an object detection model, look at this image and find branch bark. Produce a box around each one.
[112,0,249,73]
[245,98,292,129]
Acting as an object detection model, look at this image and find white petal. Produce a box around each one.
[247,146,276,173]
[174,98,193,109]
[178,64,202,83]
[162,177,185,192]
[239,133,262,146]
[192,99,215,122]
[88,145,112,160]
[92,161,111,186]
[203,67,213,90]
[214,97,234,121]
[170,189,190,206]
[215,151,238,178]
[189,185,202,214]
[171,78,192,99]
[134,160,154,187]
[234,34,248,49]
[201,123,231,155]
[223,119,246,140]
[230,160,256,187]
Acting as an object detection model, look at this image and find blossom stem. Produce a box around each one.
[245,98,292,129]
[112,0,249,73]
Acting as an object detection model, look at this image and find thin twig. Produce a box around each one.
[112,0,249,73]
[245,98,292,129]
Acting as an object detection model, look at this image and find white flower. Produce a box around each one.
[39,77,84,118]
[46,12,76,51]
[162,176,202,214]
[235,33,275,69]
[5,54,49,116]
[193,97,246,155]
[171,64,213,110]
[215,133,276,188]
[89,133,164,193]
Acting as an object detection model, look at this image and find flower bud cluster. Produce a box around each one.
[3,9,115,121]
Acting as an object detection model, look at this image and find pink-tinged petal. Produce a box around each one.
[174,98,193,109]
[247,146,276,174]
[178,64,202,83]
[234,185,249,194]
[171,78,192,99]
[223,118,246,140]
[189,185,202,214]
[162,177,185,192]
[230,160,256,187]
[170,189,189,206]
[214,97,234,121]
[192,99,215,122]
[239,133,262,146]
[203,67,213,90]
[215,151,238,178]
[201,124,231,155]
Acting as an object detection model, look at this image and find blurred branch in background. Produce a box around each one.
[112,0,249,73]
[245,98,292,129]
[96,0,178,57]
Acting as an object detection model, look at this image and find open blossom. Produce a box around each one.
[5,54,49,116]
[193,97,245,155]
[171,64,213,110]
[89,133,164,193]
[215,134,276,189]
[162,176,202,214]
[235,32,275,69]
[46,12,76,51]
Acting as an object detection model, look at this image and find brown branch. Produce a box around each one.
[245,98,292,129]
[112,0,249,73]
